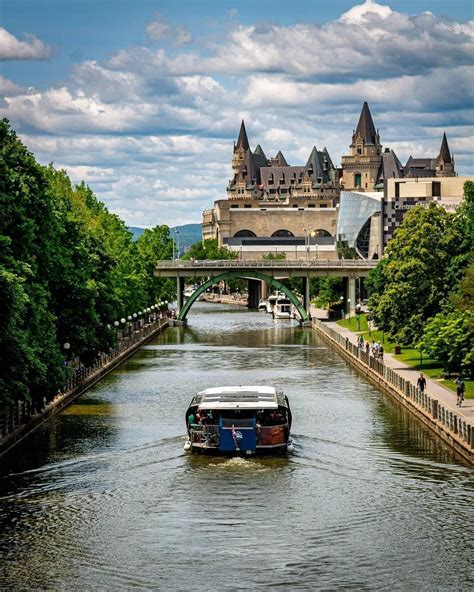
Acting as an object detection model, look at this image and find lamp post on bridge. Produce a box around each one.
[303,226,313,261]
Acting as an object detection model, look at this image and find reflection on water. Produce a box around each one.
[1,302,473,591]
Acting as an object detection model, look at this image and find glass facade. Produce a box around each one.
[336,191,382,259]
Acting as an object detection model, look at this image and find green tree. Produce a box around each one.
[182,238,237,260]
[135,226,175,305]
[420,311,474,377]
[368,203,468,344]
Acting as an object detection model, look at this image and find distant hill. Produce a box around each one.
[127,223,202,254]
[171,223,202,253]
[128,226,145,240]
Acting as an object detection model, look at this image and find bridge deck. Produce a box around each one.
[155,258,378,278]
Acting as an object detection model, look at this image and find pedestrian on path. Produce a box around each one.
[456,378,465,407]
[365,341,370,355]
[417,373,427,393]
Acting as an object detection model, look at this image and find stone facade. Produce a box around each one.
[202,102,460,259]
[341,102,382,192]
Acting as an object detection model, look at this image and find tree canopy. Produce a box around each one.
[367,182,474,377]
[0,119,176,407]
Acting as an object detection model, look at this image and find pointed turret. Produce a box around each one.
[355,101,377,145]
[236,119,250,151]
[253,144,268,168]
[274,150,289,166]
[437,132,452,165]
[305,146,326,184]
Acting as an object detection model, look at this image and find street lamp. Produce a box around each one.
[172,228,180,260]
[347,298,351,325]
[63,342,71,366]
[303,226,313,261]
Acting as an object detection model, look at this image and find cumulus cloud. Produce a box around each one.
[1,1,473,226]
[0,27,52,60]
[146,13,192,46]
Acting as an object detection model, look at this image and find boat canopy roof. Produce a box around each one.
[191,386,286,410]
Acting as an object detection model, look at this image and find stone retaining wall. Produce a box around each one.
[312,319,474,464]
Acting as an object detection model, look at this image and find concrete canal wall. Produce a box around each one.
[0,318,169,458]
[312,319,474,464]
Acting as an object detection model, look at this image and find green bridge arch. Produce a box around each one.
[178,270,309,322]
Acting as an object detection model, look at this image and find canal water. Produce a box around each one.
[1,303,473,591]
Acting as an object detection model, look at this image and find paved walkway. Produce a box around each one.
[310,306,473,425]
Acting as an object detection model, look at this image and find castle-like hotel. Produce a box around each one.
[203,102,465,259]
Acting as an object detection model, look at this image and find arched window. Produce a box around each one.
[271,229,295,238]
[354,173,362,187]
[234,229,256,238]
[313,229,332,237]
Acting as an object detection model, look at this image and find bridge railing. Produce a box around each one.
[156,259,378,269]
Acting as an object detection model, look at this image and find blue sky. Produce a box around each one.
[1,0,473,226]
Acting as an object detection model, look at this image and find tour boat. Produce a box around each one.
[273,296,292,319]
[183,386,294,455]
[258,298,268,311]
[265,295,278,314]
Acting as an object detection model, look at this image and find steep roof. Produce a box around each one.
[305,146,333,184]
[274,150,289,166]
[236,119,250,151]
[253,144,269,168]
[355,101,377,144]
[377,149,404,182]
[260,166,305,190]
[437,132,452,164]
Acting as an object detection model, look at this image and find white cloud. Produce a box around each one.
[340,0,393,24]
[0,27,52,60]
[2,2,473,226]
[0,76,24,95]
[146,13,192,46]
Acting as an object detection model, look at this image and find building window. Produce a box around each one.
[234,229,256,237]
[271,229,295,238]
[244,204,252,208]
[357,147,362,155]
[313,229,332,237]
[354,173,362,187]
[432,182,441,197]
[231,204,239,208]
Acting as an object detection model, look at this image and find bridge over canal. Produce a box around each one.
[155,259,378,322]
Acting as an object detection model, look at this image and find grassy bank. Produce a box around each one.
[337,315,473,399]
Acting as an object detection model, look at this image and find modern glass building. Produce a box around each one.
[336,191,382,259]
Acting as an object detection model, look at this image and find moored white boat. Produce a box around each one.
[184,386,294,455]
[265,295,278,314]
[273,296,292,319]
[258,298,268,311]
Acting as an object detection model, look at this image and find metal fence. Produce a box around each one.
[0,317,168,443]
[313,319,473,451]
[156,259,378,270]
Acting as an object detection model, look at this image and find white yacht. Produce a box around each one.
[258,298,268,311]
[265,295,278,314]
[273,296,292,319]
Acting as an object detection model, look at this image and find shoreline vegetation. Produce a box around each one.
[337,315,473,399]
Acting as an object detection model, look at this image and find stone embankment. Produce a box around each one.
[0,317,169,458]
[311,314,474,464]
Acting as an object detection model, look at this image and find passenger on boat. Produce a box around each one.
[188,413,198,428]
